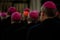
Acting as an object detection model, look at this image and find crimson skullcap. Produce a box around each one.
[11,12,22,21]
[24,8,30,12]
[8,7,17,14]
[42,1,56,9]
[1,12,7,17]
[29,10,39,19]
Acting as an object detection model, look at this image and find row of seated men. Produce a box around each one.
[1,1,60,40]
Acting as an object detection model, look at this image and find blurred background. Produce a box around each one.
[0,0,60,13]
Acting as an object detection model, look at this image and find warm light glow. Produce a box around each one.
[23,11,29,16]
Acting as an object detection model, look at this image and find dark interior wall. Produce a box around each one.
[0,2,12,12]
[12,0,30,12]
[0,0,30,12]
[41,0,60,11]
[0,0,28,2]
[12,0,30,8]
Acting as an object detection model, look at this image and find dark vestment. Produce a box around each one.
[8,21,27,40]
[26,18,60,40]
[6,16,11,24]
[1,18,11,40]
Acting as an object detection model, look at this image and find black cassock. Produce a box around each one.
[26,18,60,40]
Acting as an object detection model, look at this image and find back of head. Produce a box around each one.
[1,12,7,18]
[29,10,39,22]
[8,7,17,15]
[41,1,57,17]
[24,8,30,12]
[23,8,30,23]
[0,12,7,21]
[11,12,22,23]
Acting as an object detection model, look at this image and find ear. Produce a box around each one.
[56,11,59,16]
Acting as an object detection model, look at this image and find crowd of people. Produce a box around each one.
[1,1,60,40]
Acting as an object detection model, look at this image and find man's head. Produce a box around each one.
[40,1,57,21]
[8,7,17,15]
[1,12,7,19]
[23,8,30,17]
[23,8,30,21]
[29,10,39,22]
[11,12,22,22]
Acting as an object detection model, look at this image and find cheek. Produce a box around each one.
[42,12,44,16]
[40,12,44,17]
[40,13,42,20]
[40,12,44,19]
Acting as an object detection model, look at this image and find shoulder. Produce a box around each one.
[26,23,43,40]
[27,23,42,35]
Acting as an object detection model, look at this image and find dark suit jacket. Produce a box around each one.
[26,18,60,40]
